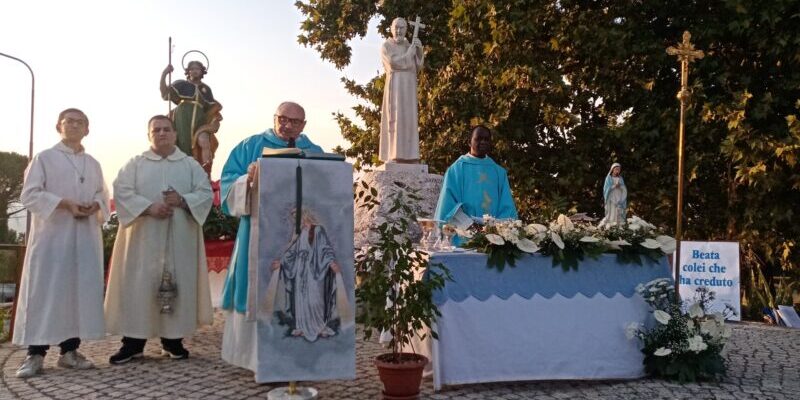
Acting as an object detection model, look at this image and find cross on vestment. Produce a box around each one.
[409,15,426,41]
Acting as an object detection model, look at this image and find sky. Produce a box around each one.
[1,1,385,232]
[0,1,383,177]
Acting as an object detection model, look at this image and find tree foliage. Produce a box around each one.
[296,1,800,283]
[0,151,28,244]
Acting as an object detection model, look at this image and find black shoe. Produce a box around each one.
[161,346,189,360]
[109,346,144,365]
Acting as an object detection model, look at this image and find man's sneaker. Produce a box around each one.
[161,346,189,360]
[57,350,94,369]
[15,355,44,378]
[108,347,143,365]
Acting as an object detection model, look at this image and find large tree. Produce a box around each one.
[296,1,800,288]
[0,151,27,244]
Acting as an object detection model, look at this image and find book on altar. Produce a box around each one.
[262,147,303,157]
[262,147,346,161]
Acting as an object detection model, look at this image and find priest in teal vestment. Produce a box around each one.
[219,102,323,313]
[434,126,517,244]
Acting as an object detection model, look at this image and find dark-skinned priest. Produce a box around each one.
[434,125,518,245]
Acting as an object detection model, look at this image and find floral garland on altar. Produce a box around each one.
[460,214,676,271]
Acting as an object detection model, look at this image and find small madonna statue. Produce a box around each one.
[599,163,627,228]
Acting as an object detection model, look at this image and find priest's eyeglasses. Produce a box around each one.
[61,118,87,126]
[275,115,305,126]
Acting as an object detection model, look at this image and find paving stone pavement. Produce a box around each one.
[1,313,799,399]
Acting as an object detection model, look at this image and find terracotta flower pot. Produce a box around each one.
[374,352,428,400]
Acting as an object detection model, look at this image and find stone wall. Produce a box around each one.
[354,170,442,249]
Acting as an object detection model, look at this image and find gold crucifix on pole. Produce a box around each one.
[666,31,704,296]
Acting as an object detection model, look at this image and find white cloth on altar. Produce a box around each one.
[105,149,213,339]
[13,143,110,346]
[379,37,424,162]
[411,293,649,390]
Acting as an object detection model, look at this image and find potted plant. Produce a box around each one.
[355,180,450,400]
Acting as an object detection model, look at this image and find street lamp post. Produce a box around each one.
[0,52,35,241]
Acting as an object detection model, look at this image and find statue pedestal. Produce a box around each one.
[354,167,442,249]
[376,162,429,174]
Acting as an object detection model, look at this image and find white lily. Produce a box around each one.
[579,236,601,243]
[498,226,517,242]
[640,238,662,249]
[654,347,672,356]
[655,235,677,253]
[516,238,540,253]
[635,283,645,294]
[689,303,705,318]
[721,325,733,338]
[687,335,708,352]
[625,322,641,340]
[525,223,548,236]
[653,310,672,325]
[700,319,720,338]
[455,228,474,239]
[550,231,565,249]
[607,239,631,250]
[556,214,574,233]
[485,233,505,246]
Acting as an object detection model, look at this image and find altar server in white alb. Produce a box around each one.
[14,108,110,378]
[105,115,213,364]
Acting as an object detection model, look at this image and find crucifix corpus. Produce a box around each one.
[666,31,704,297]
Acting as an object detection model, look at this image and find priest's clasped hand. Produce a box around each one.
[162,188,188,210]
[59,199,99,219]
[146,203,174,219]
[79,202,101,216]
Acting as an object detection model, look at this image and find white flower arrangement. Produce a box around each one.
[461,213,676,271]
[628,280,731,381]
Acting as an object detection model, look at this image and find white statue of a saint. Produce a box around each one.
[379,17,425,163]
[599,162,627,228]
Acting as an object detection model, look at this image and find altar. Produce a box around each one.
[415,252,671,390]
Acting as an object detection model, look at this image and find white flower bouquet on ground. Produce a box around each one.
[628,278,732,382]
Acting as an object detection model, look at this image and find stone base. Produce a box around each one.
[354,169,442,249]
[376,162,429,174]
[266,387,318,400]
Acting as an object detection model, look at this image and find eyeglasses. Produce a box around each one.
[275,115,305,126]
[62,118,87,126]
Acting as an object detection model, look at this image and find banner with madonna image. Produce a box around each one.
[247,157,355,382]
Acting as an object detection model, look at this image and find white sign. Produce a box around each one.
[677,241,741,321]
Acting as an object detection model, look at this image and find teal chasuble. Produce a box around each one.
[434,154,518,244]
[219,129,323,313]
